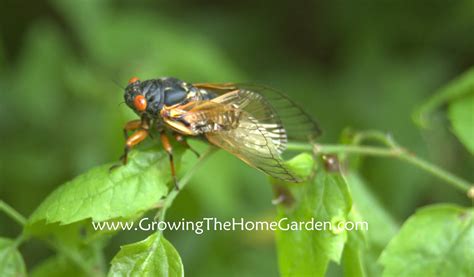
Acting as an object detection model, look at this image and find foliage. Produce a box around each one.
[414,68,474,154]
[449,94,474,154]
[1,0,473,276]
[274,154,351,276]
[109,233,183,277]
[0,238,27,277]
[380,204,474,276]
[28,148,175,225]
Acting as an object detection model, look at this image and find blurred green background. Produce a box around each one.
[1,0,473,276]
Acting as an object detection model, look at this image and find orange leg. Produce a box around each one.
[110,119,150,171]
[120,118,151,164]
[123,119,142,139]
[174,134,200,158]
[110,128,149,171]
[161,132,179,190]
[120,129,149,165]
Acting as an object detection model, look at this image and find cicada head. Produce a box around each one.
[124,77,159,117]
[124,77,193,119]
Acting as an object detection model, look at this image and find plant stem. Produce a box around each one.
[152,129,473,222]
[397,153,471,193]
[0,200,26,226]
[287,141,473,197]
[13,232,28,248]
[0,199,99,275]
[155,147,217,222]
[45,239,101,277]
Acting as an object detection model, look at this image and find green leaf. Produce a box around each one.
[380,204,474,277]
[448,94,474,154]
[346,172,398,248]
[342,207,367,277]
[0,238,27,277]
[342,241,365,277]
[108,233,184,277]
[345,172,398,277]
[28,148,178,225]
[284,152,315,178]
[274,153,352,277]
[413,67,474,127]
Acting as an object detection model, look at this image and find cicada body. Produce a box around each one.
[120,77,321,186]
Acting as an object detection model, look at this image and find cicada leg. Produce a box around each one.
[174,133,200,158]
[110,119,149,171]
[120,129,149,164]
[160,132,179,190]
[123,119,142,140]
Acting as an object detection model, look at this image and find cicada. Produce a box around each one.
[118,77,321,188]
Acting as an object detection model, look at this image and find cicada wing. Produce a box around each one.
[194,83,322,144]
[204,113,303,182]
[239,84,322,141]
[166,91,304,182]
[210,89,288,153]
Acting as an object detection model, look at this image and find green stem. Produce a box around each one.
[0,200,27,226]
[315,144,399,157]
[12,232,28,248]
[155,147,217,222]
[397,153,471,193]
[288,143,398,156]
[351,130,399,148]
[45,239,102,277]
[287,141,473,197]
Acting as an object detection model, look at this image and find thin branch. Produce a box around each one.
[12,232,29,249]
[44,239,102,277]
[0,200,27,226]
[287,136,473,198]
[150,129,472,224]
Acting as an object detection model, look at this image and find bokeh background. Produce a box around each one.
[1,0,473,276]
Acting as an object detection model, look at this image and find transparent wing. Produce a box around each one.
[205,116,302,182]
[193,83,322,144]
[209,89,287,153]
[170,91,304,182]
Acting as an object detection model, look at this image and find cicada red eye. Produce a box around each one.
[128,76,140,84]
[134,95,147,111]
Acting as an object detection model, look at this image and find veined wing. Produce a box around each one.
[193,83,322,145]
[166,91,304,182]
[208,89,287,153]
